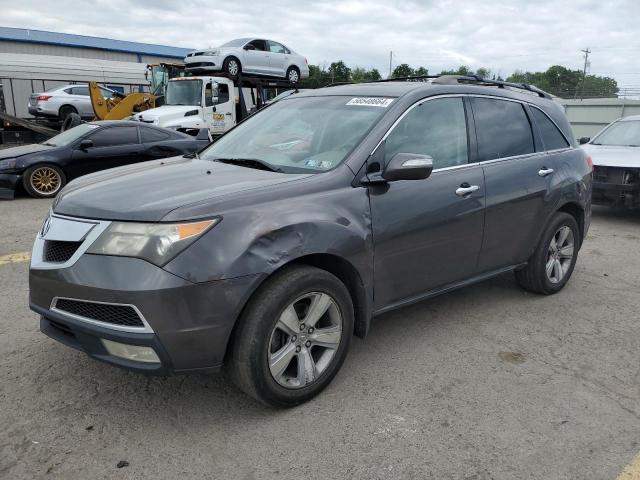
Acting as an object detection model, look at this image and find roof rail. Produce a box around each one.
[325,74,552,99]
[431,74,552,98]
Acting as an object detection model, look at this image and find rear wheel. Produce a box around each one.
[59,105,77,122]
[286,66,300,84]
[515,212,580,294]
[23,164,66,198]
[223,57,241,77]
[227,265,354,407]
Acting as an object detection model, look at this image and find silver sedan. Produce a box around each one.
[184,38,309,83]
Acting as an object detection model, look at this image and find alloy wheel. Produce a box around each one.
[546,226,574,284]
[268,292,343,389]
[288,69,299,83]
[228,60,239,76]
[30,167,62,195]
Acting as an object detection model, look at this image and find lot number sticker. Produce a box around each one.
[346,97,394,107]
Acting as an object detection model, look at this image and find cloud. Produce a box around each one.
[1,0,639,86]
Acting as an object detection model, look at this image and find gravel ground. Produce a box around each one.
[1,197,639,480]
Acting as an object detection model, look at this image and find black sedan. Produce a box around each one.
[0,121,210,199]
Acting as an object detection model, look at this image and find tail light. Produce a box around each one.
[35,95,52,101]
[585,155,593,172]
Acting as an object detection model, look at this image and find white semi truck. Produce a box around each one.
[132,73,293,136]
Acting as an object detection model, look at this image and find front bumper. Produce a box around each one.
[0,173,20,199]
[30,254,264,374]
[184,56,221,71]
[592,181,640,207]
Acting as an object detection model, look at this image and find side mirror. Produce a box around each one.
[79,139,93,150]
[382,153,433,181]
[243,44,256,51]
[578,136,590,145]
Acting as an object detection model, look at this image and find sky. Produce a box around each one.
[1,0,640,91]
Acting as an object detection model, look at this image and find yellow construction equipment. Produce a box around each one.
[89,63,186,121]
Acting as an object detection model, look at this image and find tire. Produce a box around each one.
[22,164,66,198]
[227,265,354,408]
[286,66,300,84]
[223,57,241,77]
[515,212,580,295]
[61,112,82,132]
[59,105,78,122]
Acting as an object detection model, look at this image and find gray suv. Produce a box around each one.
[29,76,592,407]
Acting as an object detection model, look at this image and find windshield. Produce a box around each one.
[220,38,250,48]
[593,120,640,146]
[42,123,100,147]
[165,80,202,106]
[200,96,391,173]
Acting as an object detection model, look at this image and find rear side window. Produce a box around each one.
[531,108,569,150]
[141,127,171,143]
[71,86,89,96]
[89,126,139,147]
[385,97,468,169]
[471,98,534,161]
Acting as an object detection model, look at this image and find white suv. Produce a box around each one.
[28,84,113,121]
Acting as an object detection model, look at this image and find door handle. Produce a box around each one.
[225,112,232,116]
[455,184,479,196]
[538,167,554,177]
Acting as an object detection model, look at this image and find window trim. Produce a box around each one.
[372,94,472,172]
[528,104,572,153]
[372,93,576,171]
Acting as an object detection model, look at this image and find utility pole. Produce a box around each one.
[388,51,393,78]
[575,47,591,99]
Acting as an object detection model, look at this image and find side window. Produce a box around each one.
[268,41,288,54]
[384,97,468,169]
[247,40,267,51]
[140,127,171,143]
[204,82,214,107]
[471,98,534,161]
[89,126,139,147]
[531,107,570,151]
[217,84,230,104]
[72,86,89,96]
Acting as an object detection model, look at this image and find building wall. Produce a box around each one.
[557,98,640,138]
[0,40,141,62]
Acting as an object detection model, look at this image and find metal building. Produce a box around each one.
[0,26,192,118]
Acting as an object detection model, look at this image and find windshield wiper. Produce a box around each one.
[214,157,284,173]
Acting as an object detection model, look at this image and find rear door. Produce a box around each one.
[71,125,143,177]
[267,40,289,76]
[369,96,486,310]
[69,86,93,117]
[470,96,560,271]
[139,126,184,161]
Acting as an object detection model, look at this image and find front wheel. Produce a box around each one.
[23,164,66,198]
[227,265,354,407]
[515,212,580,294]
[223,57,241,77]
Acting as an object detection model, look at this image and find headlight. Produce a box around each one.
[87,219,219,266]
[0,158,17,171]
[204,50,219,56]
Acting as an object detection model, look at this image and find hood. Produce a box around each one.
[0,143,53,160]
[53,156,312,222]
[134,105,201,123]
[582,144,640,168]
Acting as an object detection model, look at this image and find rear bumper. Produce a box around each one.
[0,173,20,199]
[29,254,264,374]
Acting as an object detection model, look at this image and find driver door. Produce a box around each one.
[242,39,271,75]
[71,125,143,177]
[369,96,486,310]
[205,81,235,135]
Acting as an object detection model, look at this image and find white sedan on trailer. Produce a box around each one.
[184,38,309,83]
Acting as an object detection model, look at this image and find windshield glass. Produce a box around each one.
[220,38,250,48]
[593,120,640,146]
[42,123,100,147]
[165,80,202,106]
[201,96,391,173]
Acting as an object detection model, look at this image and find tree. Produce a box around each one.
[329,61,351,83]
[414,66,429,77]
[506,65,618,98]
[392,63,414,78]
[352,67,382,83]
[440,65,473,76]
[475,67,491,79]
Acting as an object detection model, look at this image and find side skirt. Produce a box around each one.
[372,263,526,317]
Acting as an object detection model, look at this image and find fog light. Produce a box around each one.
[101,339,160,363]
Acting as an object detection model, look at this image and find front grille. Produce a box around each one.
[186,62,215,68]
[55,299,144,328]
[44,240,82,263]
